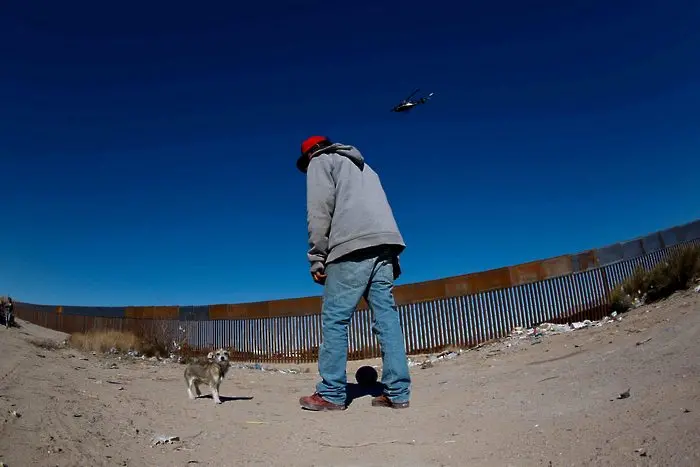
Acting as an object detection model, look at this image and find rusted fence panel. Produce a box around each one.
[12,220,700,364]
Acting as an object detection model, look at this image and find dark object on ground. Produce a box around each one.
[355,366,379,386]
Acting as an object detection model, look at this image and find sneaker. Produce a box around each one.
[371,394,410,409]
[299,393,347,411]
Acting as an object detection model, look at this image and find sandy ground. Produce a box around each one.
[1,290,699,467]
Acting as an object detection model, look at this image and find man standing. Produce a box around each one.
[1,296,14,328]
[296,136,412,411]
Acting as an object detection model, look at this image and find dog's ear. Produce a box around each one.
[207,351,214,360]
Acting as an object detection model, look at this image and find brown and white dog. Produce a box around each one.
[183,348,230,404]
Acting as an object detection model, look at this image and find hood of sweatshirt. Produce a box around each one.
[328,143,365,171]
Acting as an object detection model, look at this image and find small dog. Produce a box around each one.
[184,348,231,404]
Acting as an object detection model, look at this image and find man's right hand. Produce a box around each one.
[312,270,327,285]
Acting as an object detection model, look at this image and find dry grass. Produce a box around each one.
[610,286,634,314]
[611,265,650,313]
[612,243,700,312]
[69,330,145,354]
[624,266,651,299]
[68,329,173,358]
[133,321,178,359]
[29,338,64,351]
[646,244,700,302]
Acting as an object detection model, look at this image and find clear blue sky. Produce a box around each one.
[1,0,698,307]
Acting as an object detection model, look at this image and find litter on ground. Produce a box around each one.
[151,434,180,447]
[407,311,624,369]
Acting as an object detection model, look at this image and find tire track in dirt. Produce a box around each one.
[0,327,38,444]
[0,329,31,389]
[0,322,116,466]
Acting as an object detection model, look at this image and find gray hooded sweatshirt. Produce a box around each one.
[305,143,405,274]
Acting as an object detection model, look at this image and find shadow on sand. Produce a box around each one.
[345,382,384,406]
[197,395,255,403]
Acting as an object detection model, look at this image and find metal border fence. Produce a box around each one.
[13,219,700,363]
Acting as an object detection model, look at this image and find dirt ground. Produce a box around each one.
[1,290,699,467]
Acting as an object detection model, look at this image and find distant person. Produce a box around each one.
[296,136,412,411]
[2,295,14,328]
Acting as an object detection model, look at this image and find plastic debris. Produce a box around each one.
[408,349,463,368]
[540,323,572,333]
[571,320,594,330]
[443,351,459,360]
[151,434,180,447]
[509,313,619,341]
[189,362,306,374]
[409,310,625,367]
[234,363,271,371]
[9,410,20,418]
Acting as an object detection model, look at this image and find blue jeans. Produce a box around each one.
[316,251,412,405]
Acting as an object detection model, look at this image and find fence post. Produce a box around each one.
[599,266,612,306]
